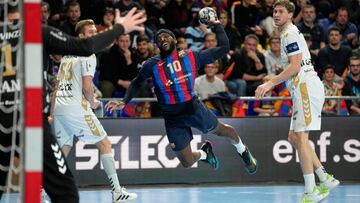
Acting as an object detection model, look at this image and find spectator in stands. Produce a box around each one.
[253,75,278,116]
[185,14,209,51]
[317,26,352,77]
[144,0,168,31]
[59,1,81,36]
[264,32,281,75]
[114,0,143,13]
[315,0,332,33]
[219,10,242,52]
[99,34,138,97]
[176,35,188,49]
[134,34,156,98]
[330,6,358,48]
[231,34,266,96]
[191,0,226,16]
[303,33,318,73]
[322,65,342,115]
[96,7,114,33]
[232,0,265,47]
[45,0,66,26]
[201,32,230,74]
[348,0,360,33]
[258,0,276,36]
[163,0,193,36]
[297,4,326,56]
[41,2,51,25]
[128,7,155,48]
[292,0,307,24]
[343,56,360,115]
[135,34,157,68]
[194,61,226,100]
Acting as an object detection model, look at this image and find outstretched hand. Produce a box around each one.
[105,100,125,113]
[114,8,147,34]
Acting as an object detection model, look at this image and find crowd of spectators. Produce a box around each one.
[38,0,360,117]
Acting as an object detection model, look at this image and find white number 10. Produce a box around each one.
[167,60,182,74]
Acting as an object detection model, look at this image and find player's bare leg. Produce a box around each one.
[211,123,257,174]
[96,137,137,202]
[288,131,329,202]
[309,137,340,194]
[61,145,72,157]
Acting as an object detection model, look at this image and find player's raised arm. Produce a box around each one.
[199,10,230,62]
[43,8,146,56]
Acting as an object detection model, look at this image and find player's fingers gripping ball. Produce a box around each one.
[198,7,218,25]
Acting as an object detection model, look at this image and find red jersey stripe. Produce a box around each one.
[157,61,176,104]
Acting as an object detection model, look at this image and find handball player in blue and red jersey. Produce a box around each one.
[106,15,258,174]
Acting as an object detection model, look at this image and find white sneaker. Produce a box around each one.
[112,187,137,203]
[301,186,329,203]
[319,174,340,193]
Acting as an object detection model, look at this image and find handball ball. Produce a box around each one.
[198,7,218,25]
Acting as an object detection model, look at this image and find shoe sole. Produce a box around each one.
[204,140,219,170]
[320,180,340,193]
[213,156,219,170]
[247,159,258,175]
[318,190,329,202]
[113,197,137,203]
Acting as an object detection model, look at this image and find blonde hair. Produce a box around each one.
[75,19,95,36]
[273,0,295,13]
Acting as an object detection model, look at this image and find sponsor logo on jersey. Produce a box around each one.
[301,58,312,67]
[178,50,186,58]
[286,42,299,53]
[0,30,20,40]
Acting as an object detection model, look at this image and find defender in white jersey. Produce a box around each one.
[50,19,137,203]
[255,1,339,203]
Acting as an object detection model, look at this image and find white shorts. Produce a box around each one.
[290,78,324,132]
[54,113,107,147]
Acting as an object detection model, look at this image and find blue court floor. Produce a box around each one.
[1,184,359,203]
[77,184,359,203]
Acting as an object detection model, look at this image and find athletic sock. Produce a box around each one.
[315,166,328,182]
[304,173,316,193]
[101,153,121,192]
[232,138,246,154]
[197,150,207,160]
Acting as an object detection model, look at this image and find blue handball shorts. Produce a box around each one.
[164,98,218,151]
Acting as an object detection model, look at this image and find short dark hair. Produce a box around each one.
[204,32,216,40]
[244,34,259,43]
[335,6,349,18]
[328,26,341,36]
[65,0,80,12]
[303,4,315,11]
[273,0,295,13]
[323,64,335,71]
[350,56,360,62]
[136,34,150,44]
